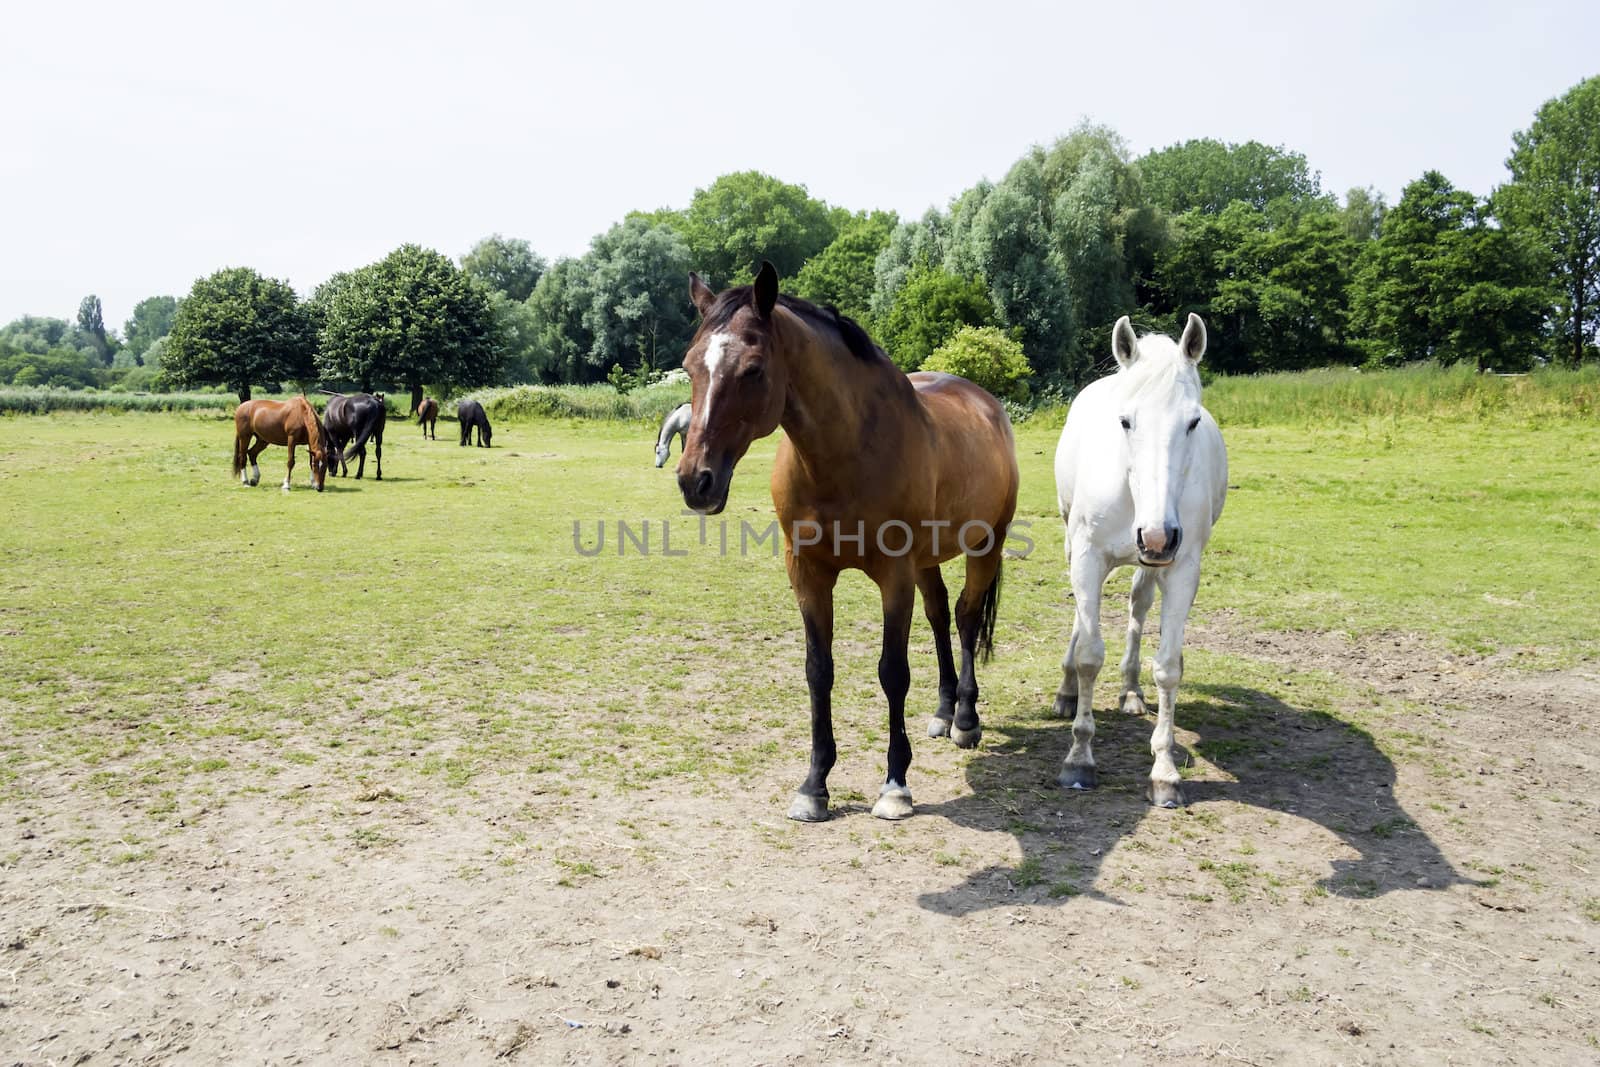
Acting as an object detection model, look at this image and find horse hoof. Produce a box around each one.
[950,724,982,749]
[871,784,914,821]
[1058,765,1097,791]
[927,716,952,739]
[1052,693,1076,718]
[1148,781,1185,808]
[786,794,830,823]
[1121,691,1149,715]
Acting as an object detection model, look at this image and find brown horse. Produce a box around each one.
[677,263,1019,822]
[417,397,438,440]
[232,396,330,492]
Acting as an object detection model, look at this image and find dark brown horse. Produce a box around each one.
[323,392,386,479]
[677,263,1019,822]
[417,397,438,440]
[232,396,330,492]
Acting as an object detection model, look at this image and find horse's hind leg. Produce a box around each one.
[373,430,382,480]
[1120,567,1158,715]
[1147,565,1199,808]
[247,440,267,486]
[282,443,295,492]
[950,550,1002,749]
[1058,544,1108,791]
[354,446,366,480]
[916,566,958,739]
[871,570,917,820]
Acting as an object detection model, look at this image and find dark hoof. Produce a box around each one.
[950,724,982,749]
[927,715,952,739]
[1147,780,1185,808]
[786,793,830,822]
[1052,692,1076,718]
[1058,764,1097,791]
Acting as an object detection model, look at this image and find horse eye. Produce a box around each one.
[1186,416,1201,433]
[741,364,765,381]
[1119,416,1131,430]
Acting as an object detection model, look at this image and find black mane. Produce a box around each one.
[701,287,885,364]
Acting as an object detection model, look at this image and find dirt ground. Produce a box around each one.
[4,621,1598,1066]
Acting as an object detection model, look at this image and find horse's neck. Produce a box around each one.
[778,323,912,488]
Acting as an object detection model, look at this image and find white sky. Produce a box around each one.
[2,0,1596,330]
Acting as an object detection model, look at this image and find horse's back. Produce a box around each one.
[908,371,1019,529]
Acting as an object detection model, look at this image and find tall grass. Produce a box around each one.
[463,381,692,423]
[0,388,241,415]
[1204,363,1600,426]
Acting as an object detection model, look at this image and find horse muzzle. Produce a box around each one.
[678,460,732,515]
[1136,525,1182,567]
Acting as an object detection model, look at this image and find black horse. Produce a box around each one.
[322,391,387,479]
[457,399,492,447]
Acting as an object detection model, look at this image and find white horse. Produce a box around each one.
[1053,314,1228,808]
[655,402,691,468]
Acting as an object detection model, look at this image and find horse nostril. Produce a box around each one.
[693,469,714,499]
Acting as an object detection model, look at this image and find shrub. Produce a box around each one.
[921,326,1032,402]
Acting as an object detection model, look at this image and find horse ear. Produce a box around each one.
[1111,315,1139,369]
[1179,313,1207,363]
[752,261,778,319]
[689,272,715,317]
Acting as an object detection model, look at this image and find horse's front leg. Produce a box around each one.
[373,434,382,480]
[787,558,839,823]
[872,570,917,820]
[1120,566,1158,715]
[1058,544,1109,790]
[1148,564,1199,808]
[916,566,958,739]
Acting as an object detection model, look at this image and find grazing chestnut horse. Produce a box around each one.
[417,397,438,440]
[232,396,329,492]
[677,263,1019,822]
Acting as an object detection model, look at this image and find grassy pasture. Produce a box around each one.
[2,401,1594,801]
[2,392,1598,1062]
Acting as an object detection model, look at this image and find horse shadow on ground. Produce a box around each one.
[916,682,1477,915]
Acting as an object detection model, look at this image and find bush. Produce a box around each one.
[921,326,1032,402]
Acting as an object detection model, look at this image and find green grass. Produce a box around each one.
[0,380,1596,827]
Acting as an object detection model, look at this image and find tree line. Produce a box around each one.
[4,75,1595,401]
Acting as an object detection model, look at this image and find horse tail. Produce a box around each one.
[344,415,378,462]
[976,560,1003,664]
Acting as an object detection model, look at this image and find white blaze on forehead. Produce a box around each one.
[698,331,734,430]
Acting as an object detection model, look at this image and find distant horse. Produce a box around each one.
[323,391,386,480]
[232,396,330,492]
[677,263,1019,822]
[457,399,492,447]
[654,402,691,467]
[1053,314,1228,807]
[417,397,438,440]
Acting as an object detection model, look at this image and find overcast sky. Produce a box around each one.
[3,0,1596,330]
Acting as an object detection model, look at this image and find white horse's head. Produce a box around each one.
[1110,313,1208,567]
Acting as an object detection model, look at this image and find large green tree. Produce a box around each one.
[1498,75,1600,364]
[526,258,594,384]
[874,265,998,372]
[580,216,695,373]
[1351,172,1546,371]
[314,245,501,411]
[791,210,897,325]
[460,234,547,303]
[680,171,837,287]
[164,268,314,401]
[77,295,113,365]
[1139,138,1329,216]
[122,295,179,365]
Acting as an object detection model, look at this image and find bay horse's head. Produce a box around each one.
[301,400,330,493]
[676,262,788,514]
[1111,314,1208,567]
